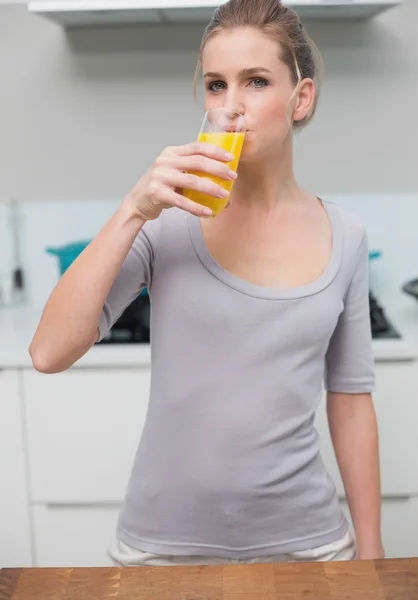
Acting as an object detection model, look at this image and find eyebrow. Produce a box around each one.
[203,67,272,79]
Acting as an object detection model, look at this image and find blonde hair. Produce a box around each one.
[193,0,324,130]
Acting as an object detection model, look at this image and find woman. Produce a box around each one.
[30,0,384,565]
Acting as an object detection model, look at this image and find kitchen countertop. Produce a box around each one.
[1,560,418,599]
[1,298,418,369]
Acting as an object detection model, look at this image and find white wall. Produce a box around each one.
[0,2,417,307]
[0,1,417,206]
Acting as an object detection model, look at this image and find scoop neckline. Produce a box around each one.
[187,199,343,300]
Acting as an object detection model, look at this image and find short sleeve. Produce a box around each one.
[98,215,162,341]
[325,230,375,394]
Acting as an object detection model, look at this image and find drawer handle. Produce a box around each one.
[339,494,413,501]
[381,495,414,501]
[44,503,122,509]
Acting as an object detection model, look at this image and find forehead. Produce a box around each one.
[202,27,284,73]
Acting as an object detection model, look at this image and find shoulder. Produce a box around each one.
[160,207,189,229]
[139,207,187,245]
[138,208,193,266]
[323,200,368,261]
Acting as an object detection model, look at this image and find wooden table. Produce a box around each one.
[1,560,417,599]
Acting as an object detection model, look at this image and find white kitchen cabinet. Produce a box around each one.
[28,0,402,27]
[340,497,418,559]
[316,361,418,497]
[0,369,32,567]
[32,504,120,567]
[33,499,418,567]
[23,368,151,504]
[21,359,418,567]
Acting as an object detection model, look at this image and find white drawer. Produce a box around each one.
[380,497,418,558]
[316,361,418,497]
[23,368,150,503]
[33,504,120,567]
[0,369,32,567]
[32,498,418,567]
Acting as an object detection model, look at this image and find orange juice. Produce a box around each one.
[183,131,245,217]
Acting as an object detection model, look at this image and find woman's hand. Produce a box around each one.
[123,141,237,221]
[356,542,386,560]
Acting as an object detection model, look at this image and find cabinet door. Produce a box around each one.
[33,504,120,567]
[316,361,418,497]
[23,368,150,503]
[340,497,418,559]
[0,369,32,567]
[381,497,418,558]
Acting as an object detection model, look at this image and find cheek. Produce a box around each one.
[256,95,291,127]
[242,95,292,156]
[203,92,222,113]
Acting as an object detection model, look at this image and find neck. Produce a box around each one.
[228,136,299,214]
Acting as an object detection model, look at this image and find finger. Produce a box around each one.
[154,167,230,200]
[164,155,237,182]
[173,141,235,162]
[157,185,213,217]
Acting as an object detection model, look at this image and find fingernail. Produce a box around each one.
[219,188,229,198]
[203,207,212,216]
[225,152,234,160]
[228,170,237,180]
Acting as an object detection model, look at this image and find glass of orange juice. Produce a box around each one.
[183,107,246,217]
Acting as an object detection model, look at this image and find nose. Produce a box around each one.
[222,86,245,118]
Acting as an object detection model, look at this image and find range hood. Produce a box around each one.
[28,0,402,27]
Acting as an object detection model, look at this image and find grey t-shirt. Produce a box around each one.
[99,200,375,558]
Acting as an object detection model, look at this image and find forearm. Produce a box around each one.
[30,200,145,373]
[327,392,383,558]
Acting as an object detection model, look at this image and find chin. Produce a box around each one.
[240,133,290,164]
[239,142,267,163]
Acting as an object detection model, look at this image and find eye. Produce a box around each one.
[207,81,226,92]
[249,77,269,88]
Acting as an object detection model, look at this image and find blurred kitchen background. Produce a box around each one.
[1,0,418,570]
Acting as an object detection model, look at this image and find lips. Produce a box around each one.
[225,126,250,133]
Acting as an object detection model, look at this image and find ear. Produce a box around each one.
[292,78,316,123]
